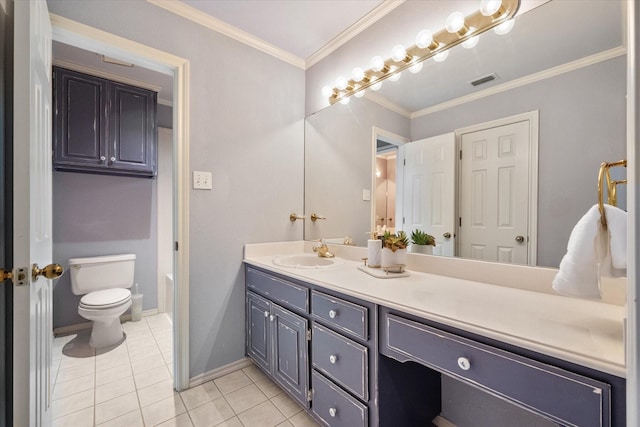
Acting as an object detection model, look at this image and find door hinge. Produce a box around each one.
[402,217,405,224]
[459,217,462,227]
[459,150,462,160]
[403,159,406,166]
[175,241,179,251]
[307,390,313,401]
[306,329,312,341]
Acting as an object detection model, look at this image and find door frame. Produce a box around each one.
[372,127,409,234]
[49,14,191,391]
[454,110,539,266]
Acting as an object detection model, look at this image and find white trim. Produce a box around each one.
[189,358,254,388]
[50,13,191,392]
[365,91,412,119]
[52,58,163,93]
[454,111,539,266]
[305,0,406,68]
[432,415,457,427]
[627,1,638,425]
[412,46,627,119]
[146,0,305,70]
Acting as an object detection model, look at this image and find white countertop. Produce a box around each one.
[244,242,626,378]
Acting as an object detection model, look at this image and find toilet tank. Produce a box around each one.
[69,253,136,295]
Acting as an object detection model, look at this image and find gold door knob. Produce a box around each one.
[443,232,452,239]
[32,263,64,281]
[1,269,13,281]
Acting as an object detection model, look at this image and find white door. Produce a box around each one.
[14,1,55,425]
[402,133,456,256]
[458,120,530,264]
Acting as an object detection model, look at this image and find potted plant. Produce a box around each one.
[410,229,436,254]
[380,231,409,267]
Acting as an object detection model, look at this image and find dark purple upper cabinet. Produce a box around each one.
[53,67,157,177]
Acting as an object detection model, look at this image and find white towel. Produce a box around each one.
[552,204,627,299]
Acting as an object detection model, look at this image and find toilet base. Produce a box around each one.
[89,317,125,348]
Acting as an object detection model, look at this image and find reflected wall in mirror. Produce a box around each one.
[304,0,626,268]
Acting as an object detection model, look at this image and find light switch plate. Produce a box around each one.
[362,189,371,201]
[193,171,212,190]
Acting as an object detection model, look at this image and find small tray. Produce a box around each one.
[357,265,410,279]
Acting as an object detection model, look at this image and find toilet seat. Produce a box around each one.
[80,288,131,309]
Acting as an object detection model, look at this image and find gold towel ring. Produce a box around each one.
[598,160,627,228]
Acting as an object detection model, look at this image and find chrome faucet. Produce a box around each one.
[313,240,335,258]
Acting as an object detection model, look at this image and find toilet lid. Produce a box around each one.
[80,288,131,308]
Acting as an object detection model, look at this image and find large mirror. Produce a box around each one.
[304,0,626,268]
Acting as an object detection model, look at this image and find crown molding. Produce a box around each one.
[158,98,173,107]
[365,91,411,119]
[305,0,406,69]
[412,46,627,119]
[147,0,306,69]
[52,58,163,93]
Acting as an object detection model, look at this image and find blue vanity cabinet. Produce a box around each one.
[53,66,157,177]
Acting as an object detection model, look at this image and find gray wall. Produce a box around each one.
[52,171,158,328]
[305,97,409,246]
[47,0,305,377]
[157,103,172,129]
[411,56,627,267]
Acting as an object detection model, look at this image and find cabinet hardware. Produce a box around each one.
[329,309,337,319]
[329,355,338,364]
[329,407,337,417]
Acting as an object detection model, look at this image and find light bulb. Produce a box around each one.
[494,19,515,35]
[480,0,503,17]
[371,81,382,91]
[321,85,334,97]
[416,29,435,49]
[433,50,449,62]
[445,11,466,34]
[409,62,423,73]
[462,35,479,49]
[355,90,366,98]
[389,71,401,82]
[336,76,348,91]
[391,44,408,62]
[371,56,387,72]
[352,67,365,82]
[340,97,350,105]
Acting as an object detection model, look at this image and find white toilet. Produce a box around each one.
[69,253,136,348]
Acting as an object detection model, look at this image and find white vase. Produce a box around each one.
[381,248,407,267]
[411,244,433,255]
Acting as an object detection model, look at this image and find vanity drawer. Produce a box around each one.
[381,313,610,427]
[246,267,308,313]
[312,323,368,401]
[311,291,368,341]
[312,370,367,427]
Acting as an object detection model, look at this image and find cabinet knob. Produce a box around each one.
[329,355,338,364]
[269,315,275,322]
[329,407,337,417]
[457,357,471,371]
[328,309,337,319]
[100,155,106,162]
[110,156,116,162]
[264,311,269,318]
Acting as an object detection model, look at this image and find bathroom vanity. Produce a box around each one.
[244,242,626,426]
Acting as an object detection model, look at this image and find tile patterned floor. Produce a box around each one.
[52,314,320,427]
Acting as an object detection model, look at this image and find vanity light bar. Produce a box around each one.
[328,0,520,105]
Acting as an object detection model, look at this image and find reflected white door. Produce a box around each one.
[14,0,54,425]
[459,120,530,264]
[403,133,456,256]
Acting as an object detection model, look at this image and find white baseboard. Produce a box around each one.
[433,415,457,427]
[53,308,160,336]
[189,357,253,388]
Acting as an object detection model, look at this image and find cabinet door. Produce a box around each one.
[271,304,309,408]
[53,67,108,170]
[109,82,157,176]
[246,292,271,372]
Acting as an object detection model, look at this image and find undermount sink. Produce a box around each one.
[273,254,342,269]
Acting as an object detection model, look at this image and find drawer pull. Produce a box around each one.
[329,354,338,364]
[269,315,275,322]
[264,311,269,318]
[329,309,338,319]
[457,357,471,371]
[329,407,337,417]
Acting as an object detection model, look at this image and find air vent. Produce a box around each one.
[469,73,497,87]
